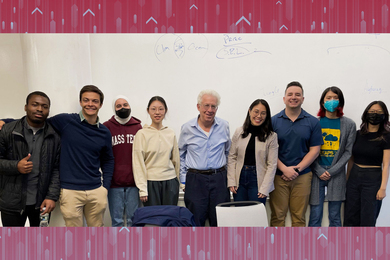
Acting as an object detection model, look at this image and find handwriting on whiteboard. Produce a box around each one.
[263,86,281,97]
[216,34,271,59]
[327,44,390,55]
[155,34,208,61]
[365,86,383,94]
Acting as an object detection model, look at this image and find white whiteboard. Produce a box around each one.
[1,33,390,226]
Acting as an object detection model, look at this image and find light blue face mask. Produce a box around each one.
[324,99,339,112]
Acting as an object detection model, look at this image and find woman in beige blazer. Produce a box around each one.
[227,99,278,204]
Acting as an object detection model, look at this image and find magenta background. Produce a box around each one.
[1,227,390,259]
[0,0,389,33]
[1,0,389,259]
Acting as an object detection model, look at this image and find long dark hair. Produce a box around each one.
[360,101,390,137]
[317,86,345,117]
[242,99,273,142]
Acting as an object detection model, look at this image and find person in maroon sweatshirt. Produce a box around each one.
[103,95,142,227]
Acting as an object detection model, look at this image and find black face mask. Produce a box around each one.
[366,113,385,125]
[116,108,131,119]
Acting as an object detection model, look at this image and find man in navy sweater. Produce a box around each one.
[50,85,114,227]
[1,85,114,227]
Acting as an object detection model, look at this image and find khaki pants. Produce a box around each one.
[269,172,312,227]
[60,186,108,227]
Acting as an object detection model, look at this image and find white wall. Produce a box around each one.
[0,35,28,118]
[1,34,390,226]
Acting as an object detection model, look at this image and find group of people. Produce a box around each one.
[0,82,389,228]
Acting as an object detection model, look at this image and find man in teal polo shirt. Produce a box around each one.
[270,81,323,227]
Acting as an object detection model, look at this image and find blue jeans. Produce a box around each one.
[233,166,267,205]
[309,179,342,227]
[108,187,140,227]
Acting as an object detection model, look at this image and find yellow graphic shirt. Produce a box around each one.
[319,117,341,166]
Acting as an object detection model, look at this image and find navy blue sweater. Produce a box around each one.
[49,113,114,190]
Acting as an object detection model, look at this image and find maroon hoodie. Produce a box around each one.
[103,116,142,188]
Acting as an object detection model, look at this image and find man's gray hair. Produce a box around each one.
[197,89,221,106]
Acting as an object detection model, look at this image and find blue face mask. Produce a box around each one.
[324,99,339,112]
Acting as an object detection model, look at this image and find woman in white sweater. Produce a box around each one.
[132,96,181,206]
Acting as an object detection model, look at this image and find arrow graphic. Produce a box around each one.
[317,234,328,240]
[146,17,158,24]
[279,25,288,30]
[83,9,95,16]
[236,16,251,26]
[190,4,198,10]
[31,8,43,15]
[119,227,130,232]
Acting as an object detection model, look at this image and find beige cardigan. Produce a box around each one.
[227,126,278,196]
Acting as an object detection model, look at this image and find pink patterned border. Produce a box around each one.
[0,0,389,33]
[1,0,388,259]
[1,227,389,259]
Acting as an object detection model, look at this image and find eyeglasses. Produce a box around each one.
[368,110,384,114]
[251,110,267,117]
[201,104,218,111]
[149,107,165,113]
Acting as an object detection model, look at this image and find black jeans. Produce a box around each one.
[1,205,41,227]
[344,164,382,227]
